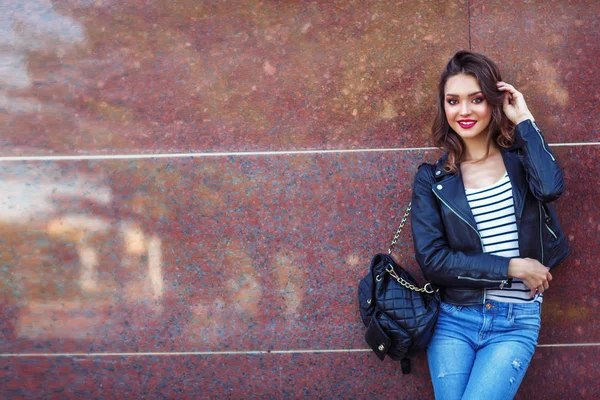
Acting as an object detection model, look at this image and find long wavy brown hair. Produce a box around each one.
[432,50,514,173]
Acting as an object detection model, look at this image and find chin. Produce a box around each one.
[453,128,487,140]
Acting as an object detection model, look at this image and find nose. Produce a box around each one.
[459,101,471,116]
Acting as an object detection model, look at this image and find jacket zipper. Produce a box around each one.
[456,276,505,283]
[538,202,544,264]
[432,189,507,296]
[432,189,483,247]
[539,204,558,239]
[532,121,555,161]
[545,224,558,239]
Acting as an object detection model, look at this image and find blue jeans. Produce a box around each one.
[427,300,541,400]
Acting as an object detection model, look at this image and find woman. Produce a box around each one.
[411,51,571,399]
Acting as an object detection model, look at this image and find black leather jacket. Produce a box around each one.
[411,120,571,305]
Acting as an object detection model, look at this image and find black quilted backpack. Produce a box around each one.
[357,204,440,374]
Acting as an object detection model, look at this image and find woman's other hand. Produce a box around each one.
[508,257,552,298]
[496,81,535,125]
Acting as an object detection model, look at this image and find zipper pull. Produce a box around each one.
[540,203,551,223]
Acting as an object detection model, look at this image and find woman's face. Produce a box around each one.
[444,74,492,141]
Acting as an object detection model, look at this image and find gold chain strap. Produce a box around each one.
[385,263,436,294]
[384,202,437,294]
[387,202,412,255]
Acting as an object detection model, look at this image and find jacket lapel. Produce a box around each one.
[431,164,479,231]
[502,150,527,219]
[432,149,528,230]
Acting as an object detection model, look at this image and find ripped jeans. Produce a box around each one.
[427,300,541,400]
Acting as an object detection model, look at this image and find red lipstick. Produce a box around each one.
[458,119,476,129]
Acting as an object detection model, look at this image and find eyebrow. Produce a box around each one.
[446,91,483,97]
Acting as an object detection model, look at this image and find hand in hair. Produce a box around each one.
[496,81,535,125]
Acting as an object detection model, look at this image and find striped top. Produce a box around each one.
[465,173,542,303]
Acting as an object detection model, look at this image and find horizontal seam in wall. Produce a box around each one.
[0,147,434,162]
[2,343,599,357]
[0,142,598,162]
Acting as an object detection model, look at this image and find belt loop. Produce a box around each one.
[507,303,513,320]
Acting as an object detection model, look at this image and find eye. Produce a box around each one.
[446,99,458,105]
[472,97,485,104]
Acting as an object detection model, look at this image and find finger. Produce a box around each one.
[496,84,512,94]
[498,87,521,107]
[497,83,522,100]
[543,281,550,290]
[496,82,516,91]
[547,272,553,281]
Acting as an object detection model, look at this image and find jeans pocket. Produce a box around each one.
[511,310,541,330]
[440,302,459,314]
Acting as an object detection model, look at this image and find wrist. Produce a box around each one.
[508,258,524,279]
[513,113,535,125]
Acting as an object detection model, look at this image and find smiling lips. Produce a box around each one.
[457,119,477,129]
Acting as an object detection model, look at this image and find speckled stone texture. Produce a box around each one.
[2,0,599,399]
[470,0,600,144]
[2,0,468,156]
[0,153,428,355]
[1,353,435,399]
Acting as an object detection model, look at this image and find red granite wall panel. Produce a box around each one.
[1,353,434,399]
[0,151,429,355]
[518,346,600,399]
[538,146,600,345]
[2,347,598,399]
[2,0,468,156]
[1,146,598,398]
[470,0,600,143]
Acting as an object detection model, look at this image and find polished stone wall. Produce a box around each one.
[1,1,598,398]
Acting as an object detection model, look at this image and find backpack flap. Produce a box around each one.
[365,312,392,361]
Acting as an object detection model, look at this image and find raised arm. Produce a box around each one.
[497,81,565,202]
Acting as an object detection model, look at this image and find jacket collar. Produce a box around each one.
[431,148,528,222]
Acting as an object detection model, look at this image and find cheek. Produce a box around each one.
[479,104,492,119]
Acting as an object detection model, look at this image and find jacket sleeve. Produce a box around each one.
[514,119,565,202]
[411,164,510,288]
